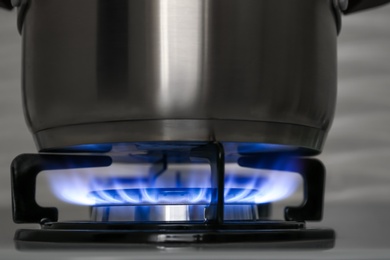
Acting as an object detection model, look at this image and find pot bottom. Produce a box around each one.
[34,119,326,155]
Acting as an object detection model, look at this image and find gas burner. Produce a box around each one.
[11,142,335,250]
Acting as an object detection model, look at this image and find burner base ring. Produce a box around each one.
[14,226,335,250]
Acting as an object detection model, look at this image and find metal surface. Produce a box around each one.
[1,2,390,260]
[14,222,335,250]
[91,205,263,222]
[21,0,337,153]
[343,0,390,13]
[10,154,112,223]
[0,0,12,10]
[239,156,326,221]
[190,142,225,223]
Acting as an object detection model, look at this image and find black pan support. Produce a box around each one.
[11,154,113,223]
[11,142,325,224]
[238,155,325,221]
[190,142,225,224]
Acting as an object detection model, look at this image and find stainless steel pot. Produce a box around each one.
[1,0,389,154]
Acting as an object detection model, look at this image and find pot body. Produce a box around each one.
[22,0,338,154]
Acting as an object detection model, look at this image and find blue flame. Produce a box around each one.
[52,144,113,153]
[88,188,260,205]
[235,143,298,154]
[45,156,301,206]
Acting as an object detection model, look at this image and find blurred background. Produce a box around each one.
[0,3,390,259]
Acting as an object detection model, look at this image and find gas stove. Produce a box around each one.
[11,142,335,250]
[2,0,390,253]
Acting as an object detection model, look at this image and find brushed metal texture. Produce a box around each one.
[21,0,337,153]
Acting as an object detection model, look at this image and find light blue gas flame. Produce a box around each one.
[45,159,301,206]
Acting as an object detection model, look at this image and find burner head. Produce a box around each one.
[91,204,271,222]
[89,187,271,222]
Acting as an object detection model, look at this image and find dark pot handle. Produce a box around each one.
[0,0,13,10]
[343,0,390,14]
